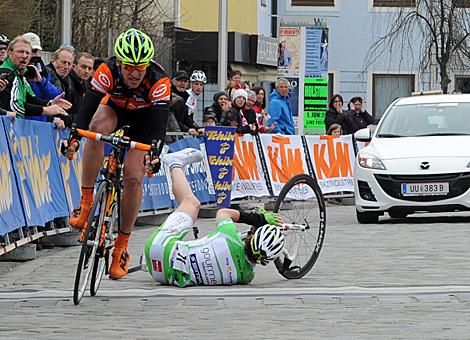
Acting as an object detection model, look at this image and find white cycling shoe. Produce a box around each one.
[162,148,203,170]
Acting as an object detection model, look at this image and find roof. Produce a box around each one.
[395,94,470,106]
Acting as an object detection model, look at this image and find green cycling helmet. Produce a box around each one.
[114,28,154,65]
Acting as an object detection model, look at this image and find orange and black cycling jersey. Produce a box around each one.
[73,56,171,131]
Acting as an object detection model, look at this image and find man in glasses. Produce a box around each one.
[64,28,171,279]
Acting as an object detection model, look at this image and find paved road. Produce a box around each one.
[2,205,470,339]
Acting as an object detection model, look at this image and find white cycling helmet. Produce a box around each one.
[250,225,285,265]
[0,35,10,45]
[190,70,207,84]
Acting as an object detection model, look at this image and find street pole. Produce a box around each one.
[61,0,72,45]
[218,0,228,91]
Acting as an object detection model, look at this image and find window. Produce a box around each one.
[373,0,415,7]
[291,0,334,6]
[372,74,415,118]
[455,76,470,93]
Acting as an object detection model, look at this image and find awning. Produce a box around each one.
[230,63,277,83]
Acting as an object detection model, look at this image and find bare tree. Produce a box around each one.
[366,0,470,93]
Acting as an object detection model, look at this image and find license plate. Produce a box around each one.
[401,182,449,196]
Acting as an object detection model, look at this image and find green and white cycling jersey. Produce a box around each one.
[142,212,255,287]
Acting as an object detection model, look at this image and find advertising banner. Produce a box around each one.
[304,135,356,193]
[278,27,301,77]
[0,117,26,235]
[204,126,236,207]
[303,77,328,135]
[56,129,82,211]
[5,119,69,226]
[258,134,310,195]
[231,134,270,199]
[168,137,215,205]
[305,28,328,77]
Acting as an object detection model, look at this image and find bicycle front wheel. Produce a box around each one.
[90,200,117,296]
[273,174,326,279]
[73,181,108,305]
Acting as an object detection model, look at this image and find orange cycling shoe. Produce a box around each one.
[109,247,131,279]
[69,203,92,230]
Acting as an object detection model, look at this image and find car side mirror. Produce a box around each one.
[354,128,372,142]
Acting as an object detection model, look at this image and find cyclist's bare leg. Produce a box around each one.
[172,167,200,222]
[81,105,118,187]
[70,105,117,229]
[119,149,146,234]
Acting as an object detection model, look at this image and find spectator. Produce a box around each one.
[186,70,206,120]
[252,86,275,133]
[170,70,203,136]
[325,94,354,135]
[203,113,217,127]
[203,90,231,124]
[268,78,295,135]
[346,96,374,133]
[0,35,10,64]
[23,32,62,102]
[222,89,257,135]
[244,80,254,91]
[68,52,94,122]
[327,123,342,136]
[171,70,189,102]
[226,69,243,98]
[0,36,70,120]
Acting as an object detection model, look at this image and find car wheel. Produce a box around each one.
[388,211,408,218]
[356,209,379,224]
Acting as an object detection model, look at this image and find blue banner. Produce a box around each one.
[0,117,26,235]
[56,129,82,211]
[305,28,328,78]
[141,163,173,212]
[168,137,215,205]
[6,119,69,226]
[204,126,236,207]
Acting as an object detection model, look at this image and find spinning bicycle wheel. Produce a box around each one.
[273,174,326,279]
[73,182,108,305]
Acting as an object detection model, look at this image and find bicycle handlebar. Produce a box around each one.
[75,128,152,151]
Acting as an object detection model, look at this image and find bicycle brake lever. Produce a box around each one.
[145,139,163,177]
[61,123,80,160]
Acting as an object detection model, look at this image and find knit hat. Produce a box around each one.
[232,88,248,101]
[213,90,228,102]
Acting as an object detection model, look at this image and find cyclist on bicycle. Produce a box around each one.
[64,28,171,279]
[142,148,286,286]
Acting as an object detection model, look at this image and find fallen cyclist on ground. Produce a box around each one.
[141,148,285,286]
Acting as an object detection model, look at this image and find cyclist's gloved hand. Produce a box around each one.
[255,207,283,227]
[144,153,161,175]
[60,138,80,159]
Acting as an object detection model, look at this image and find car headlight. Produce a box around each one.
[358,153,386,170]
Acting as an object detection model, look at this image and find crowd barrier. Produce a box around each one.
[0,117,362,255]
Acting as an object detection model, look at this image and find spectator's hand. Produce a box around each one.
[43,104,68,116]
[0,79,8,92]
[53,117,65,129]
[265,122,276,133]
[188,128,199,136]
[249,124,257,132]
[51,93,72,110]
[197,128,205,135]
[27,65,42,83]
[221,101,232,112]
[6,111,16,123]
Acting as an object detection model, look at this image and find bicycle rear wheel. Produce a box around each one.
[273,174,326,279]
[73,181,108,305]
[90,201,117,296]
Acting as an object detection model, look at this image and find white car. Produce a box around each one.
[354,94,470,223]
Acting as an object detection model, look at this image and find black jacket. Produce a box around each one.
[170,93,199,132]
[222,107,258,135]
[67,69,89,125]
[325,108,354,135]
[346,109,375,133]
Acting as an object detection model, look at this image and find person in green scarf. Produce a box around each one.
[0,35,71,121]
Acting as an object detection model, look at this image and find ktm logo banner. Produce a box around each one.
[304,135,356,193]
[258,134,310,196]
[231,134,270,199]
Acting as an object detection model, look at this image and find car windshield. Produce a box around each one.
[376,102,470,137]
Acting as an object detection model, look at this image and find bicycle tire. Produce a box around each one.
[90,201,117,296]
[73,181,108,305]
[273,174,326,279]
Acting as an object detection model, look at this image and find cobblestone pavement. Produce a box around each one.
[2,205,470,339]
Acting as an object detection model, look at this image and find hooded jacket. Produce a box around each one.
[267,89,295,135]
[204,91,228,123]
